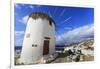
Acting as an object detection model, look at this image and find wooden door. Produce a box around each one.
[43,40,49,55]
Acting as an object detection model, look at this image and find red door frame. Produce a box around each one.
[43,40,50,55]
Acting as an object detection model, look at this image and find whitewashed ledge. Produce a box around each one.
[16,52,58,65]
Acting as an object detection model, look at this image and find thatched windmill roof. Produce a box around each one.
[29,12,55,25]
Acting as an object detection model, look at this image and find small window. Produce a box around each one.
[26,33,30,38]
[32,44,37,47]
[49,20,52,26]
[35,45,37,47]
[32,44,34,47]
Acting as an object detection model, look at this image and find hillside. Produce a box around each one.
[51,39,94,63]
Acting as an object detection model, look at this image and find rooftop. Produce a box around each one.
[29,12,55,25]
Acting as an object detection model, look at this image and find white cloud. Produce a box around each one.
[28,5,35,9]
[64,27,73,30]
[59,9,66,16]
[15,31,25,46]
[15,38,23,46]
[19,15,29,24]
[15,4,20,8]
[15,31,25,36]
[60,16,72,24]
[56,24,94,45]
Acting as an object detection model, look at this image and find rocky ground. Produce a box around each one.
[15,39,94,65]
[50,39,94,63]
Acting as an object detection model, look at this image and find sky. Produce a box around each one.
[14,3,94,46]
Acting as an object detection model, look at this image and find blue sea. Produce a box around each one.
[15,46,22,50]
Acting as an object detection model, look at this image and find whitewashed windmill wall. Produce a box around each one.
[20,12,55,64]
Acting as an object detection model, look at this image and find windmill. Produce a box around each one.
[20,12,56,64]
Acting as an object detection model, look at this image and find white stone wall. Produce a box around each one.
[20,17,55,64]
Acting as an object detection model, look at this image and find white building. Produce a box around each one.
[19,12,56,64]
